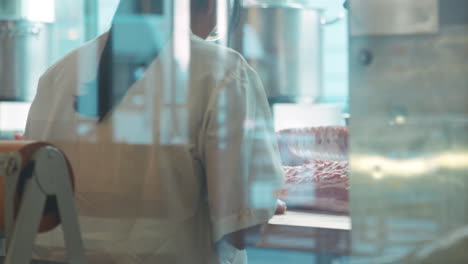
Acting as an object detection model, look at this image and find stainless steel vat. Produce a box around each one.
[0,20,52,101]
[230,3,328,103]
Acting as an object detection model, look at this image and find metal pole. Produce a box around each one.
[84,0,98,41]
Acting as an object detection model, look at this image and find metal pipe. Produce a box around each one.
[84,0,99,41]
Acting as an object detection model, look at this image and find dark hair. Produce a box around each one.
[75,0,241,121]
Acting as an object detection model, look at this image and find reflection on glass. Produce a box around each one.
[0,0,362,263]
[159,0,190,145]
[350,116,468,262]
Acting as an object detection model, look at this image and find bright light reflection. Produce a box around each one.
[352,152,468,179]
[23,0,55,22]
[173,0,191,74]
[67,29,80,40]
[160,0,190,145]
[217,0,228,43]
[206,1,228,42]
[395,115,407,124]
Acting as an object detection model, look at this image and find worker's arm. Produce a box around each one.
[224,199,287,250]
[224,224,264,250]
[202,57,285,250]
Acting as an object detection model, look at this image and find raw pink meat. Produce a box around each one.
[277,126,348,166]
[281,160,349,213]
[276,126,349,213]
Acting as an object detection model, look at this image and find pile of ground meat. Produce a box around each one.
[277,127,349,213]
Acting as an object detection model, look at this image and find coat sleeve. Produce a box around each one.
[24,73,54,140]
[201,60,284,243]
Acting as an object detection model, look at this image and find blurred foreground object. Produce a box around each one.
[349,0,468,261]
[0,141,86,264]
[403,225,468,263]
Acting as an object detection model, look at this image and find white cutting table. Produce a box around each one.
[258,210,351,255]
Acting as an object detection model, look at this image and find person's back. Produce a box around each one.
[26,1,284,263]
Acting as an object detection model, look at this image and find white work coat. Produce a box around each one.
[25,32,284,264]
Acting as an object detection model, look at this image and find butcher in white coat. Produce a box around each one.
[25,0,285,263]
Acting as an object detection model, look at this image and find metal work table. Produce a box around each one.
[258,210,351,255]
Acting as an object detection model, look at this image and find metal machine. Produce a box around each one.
[0,0,55,139]
[0,0,54,102]
[229,2,326,104]
[0,142,86,264]
[228,1,347,130]
[348,0,468,262]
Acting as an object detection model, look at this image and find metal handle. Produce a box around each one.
[358,49,373,66]
[320,11,346,26]
[343,0,349,10]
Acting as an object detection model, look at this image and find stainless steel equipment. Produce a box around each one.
[0,21,52,101]
[229,3,327,103]
[349,0,468,262]
[0,0,54,102]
